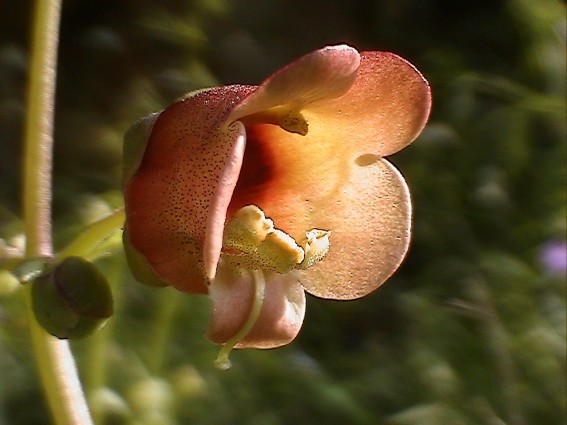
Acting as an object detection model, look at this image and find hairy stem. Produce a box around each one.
[22,1,94,424]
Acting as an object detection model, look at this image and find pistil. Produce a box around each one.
[214,269,266,370]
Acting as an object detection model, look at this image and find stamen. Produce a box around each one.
[298,229,331,269]
[214,269,266,370]
[223,205,305,273]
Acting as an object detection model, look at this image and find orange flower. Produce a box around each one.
[123,45,431,367]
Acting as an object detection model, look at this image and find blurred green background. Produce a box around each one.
[0,0,565,424]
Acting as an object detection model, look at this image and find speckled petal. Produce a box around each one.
[207,266,305,349]
[124,85,255,293]
[305,51,431,156]
[298,158,411,300]
[228,45,360,124]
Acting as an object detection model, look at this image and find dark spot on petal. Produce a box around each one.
[355,153,379,166]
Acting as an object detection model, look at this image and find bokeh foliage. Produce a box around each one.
[0,0,565,424]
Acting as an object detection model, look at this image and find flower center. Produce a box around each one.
[228,125,277,216]
[222,205,331,273]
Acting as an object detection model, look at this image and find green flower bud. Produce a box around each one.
[31,256,113,339]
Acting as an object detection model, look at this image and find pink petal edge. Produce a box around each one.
[306,51,432,157]
[228,44,361,124]
[203,122,247,280]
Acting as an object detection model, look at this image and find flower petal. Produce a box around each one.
[298,157,411,300]
[203,125,246,280]
[227,53,428,241]
[228,45,360,126]
[123,226,170,288]
[207,265,305,349]
[306,51,431,156]
[227,123,349,240]
[123,112,159,185]
[124,86,255,293]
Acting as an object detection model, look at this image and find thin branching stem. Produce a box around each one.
[56,208,126,261]
[22,1,94,424]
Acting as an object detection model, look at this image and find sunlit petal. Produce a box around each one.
[306,51,431,156]
[227,52,428,243]
[207,266,305,349]
[298,158,411,299]
[228,122,350,242]
[228,45,360,127]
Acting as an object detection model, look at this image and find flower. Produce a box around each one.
[123,45,431,366]
[539,240,567,276]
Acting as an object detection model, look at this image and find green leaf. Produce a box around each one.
[122,112,159,186]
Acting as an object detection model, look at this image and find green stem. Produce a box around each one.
[147,288,180,375]
[84,256,125,425]
[0,249,24,271]
[22,1,94,424]
[0,208,125,274]
[56,208,125,261]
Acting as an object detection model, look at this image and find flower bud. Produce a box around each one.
[31,256,113,339]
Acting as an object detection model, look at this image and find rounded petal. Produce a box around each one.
[227,52,429,255]
[124,86,255,293]
[306,51,431,156]
[207,266,305,349]
[298,158,411,300]
[228,45,360,123]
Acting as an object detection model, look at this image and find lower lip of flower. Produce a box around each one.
[214,268,267,370]
[212,204,331,369]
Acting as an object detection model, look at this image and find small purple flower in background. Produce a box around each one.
[539,240,567,276]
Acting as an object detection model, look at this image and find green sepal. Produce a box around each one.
[31,256,114,339]
[123,226,169,288]
[122,112,160,186]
